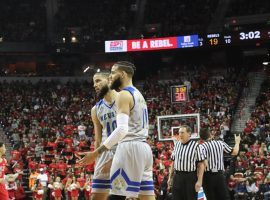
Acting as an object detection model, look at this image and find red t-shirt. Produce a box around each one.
[10,150,21,160]
[0,158,7,179]
[85,163,95,173]
[77,177,86,188]
[57,162,67,175]
[47,141,57,148]
[49,163,57,171]
[28,160,37,170]
[64,138,73,146]
[14,185,25,200]
[39,163,47,170]
[158,174,164,186]
[64,125,75,136]
[0,158,9,200]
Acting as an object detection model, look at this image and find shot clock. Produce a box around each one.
[171,85,189,103]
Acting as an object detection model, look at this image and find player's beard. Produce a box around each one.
[97,85,109,100]
[110,76,122,91]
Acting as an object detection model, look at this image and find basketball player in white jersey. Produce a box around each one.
[90,71,118,200]
[79,61,155,200]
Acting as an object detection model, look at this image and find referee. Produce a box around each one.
[168,125,206,200]
[200,127,241,200]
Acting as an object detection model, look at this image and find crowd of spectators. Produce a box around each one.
[143,66,245,198]
[0,80,95,199]
[227,79,270,200]
[0,66,257,199]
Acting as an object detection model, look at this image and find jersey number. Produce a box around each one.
[142,108,148,128]
[106,120,117,136]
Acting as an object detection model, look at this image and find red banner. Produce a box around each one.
[127,37,177,51]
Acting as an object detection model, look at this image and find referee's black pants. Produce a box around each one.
[203,171,230,200]
[172,171,197,200]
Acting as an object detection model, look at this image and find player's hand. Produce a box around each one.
[100,158,113,174]
[77,151,97,166]
[77,152,90,156]
[195,180,202,192]
[234,134,241,144]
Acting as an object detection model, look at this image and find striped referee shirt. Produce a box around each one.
[171,139,206,172]
[200,139,233,171]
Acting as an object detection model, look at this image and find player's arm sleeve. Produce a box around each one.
[91,106,102,149]
[103,91,131,149]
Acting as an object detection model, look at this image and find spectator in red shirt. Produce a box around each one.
[68,176,79,200]
[10,150,21,161]
[0,143,9,200]
[64,136,73,147]
[14,180,26,200]
[51,176,63,200]
[38,160,47,170]
[49,159,57,175]
[28,158,37,171]
[251,140,260,154]
[47,138,57,152]
[77,172,86,199]
[57,159,68,179]
[84,174,92,200]
[157,169,165,187]
[6,175,17,200]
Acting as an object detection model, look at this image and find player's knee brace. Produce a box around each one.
[107,195,126,200]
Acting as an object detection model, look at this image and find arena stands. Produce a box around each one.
[0,64,247,199]
[228,79,270,199]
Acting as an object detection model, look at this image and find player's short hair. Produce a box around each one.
[94,69,110,77]
[200,127,210,140]
[114,61,136,77]
[180,125,192,133]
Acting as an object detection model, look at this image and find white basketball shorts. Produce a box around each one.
[92,150,114,193]
[109,141,155,198]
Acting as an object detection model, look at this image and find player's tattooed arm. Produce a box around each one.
[91,106,102,149]
[96,145,109,155]
[78,145,108,166]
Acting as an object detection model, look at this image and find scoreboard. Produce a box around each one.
[105,28,270,53]
[171,85,189,103]
[198,29,270,47]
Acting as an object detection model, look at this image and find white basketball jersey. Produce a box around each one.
[120,86,149,142]
[95,99,117,144]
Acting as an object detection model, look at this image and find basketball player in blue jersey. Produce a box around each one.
[79,61,155,200]
[89,71,118,200]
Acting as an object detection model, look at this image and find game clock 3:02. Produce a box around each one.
[239,31,261,40]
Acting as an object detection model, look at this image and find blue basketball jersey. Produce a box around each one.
[121,86,149,142]
[95,99,117,144]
